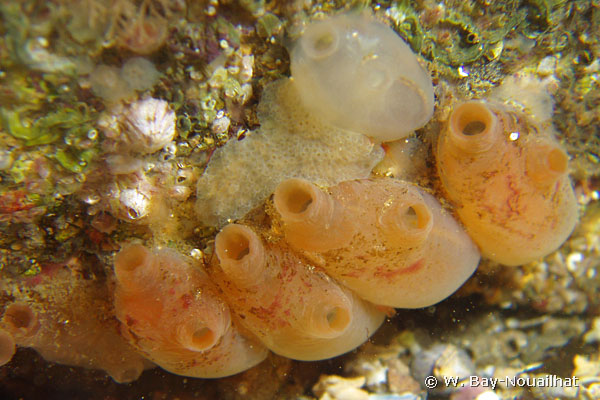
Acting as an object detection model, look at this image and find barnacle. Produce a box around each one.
[121,97,176,154]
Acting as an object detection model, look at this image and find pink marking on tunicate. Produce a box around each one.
[253,290,284,320]
[181,294,193,309]
[402,258,425,274]
[344,267,367,279]
[374,258,425,279]
[505,174,521,216]
[125,315,136,327]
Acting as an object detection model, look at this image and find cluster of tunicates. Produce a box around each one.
[109,12,578,379]
[3,12,579,381]
[89,57,161,104]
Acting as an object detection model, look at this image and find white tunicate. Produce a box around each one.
[106,154,144,175]
[122,98,177,154]
[120,57,161,91]
[89,65,134,103]
[290,13,435,142]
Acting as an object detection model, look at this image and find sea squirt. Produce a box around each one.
[113,244,268,378]
[0,295,148,383]
[436,101,579,266]
[211,224,386,360]
[273,178,480,308]
[0,328,15,367]
[290,12,435,141]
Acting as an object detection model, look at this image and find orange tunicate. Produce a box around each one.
[273,178,480,308]
[211,224,385,360]
[436,101,579,266]
[0,328,15,366]
[0,297,148,383]
[113,244,268,378]
[2,303,40,338]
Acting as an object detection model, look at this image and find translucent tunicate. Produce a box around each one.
[290,13,435,142]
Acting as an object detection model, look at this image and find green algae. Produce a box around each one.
[8,158,34,184]
[217,17,242,48]
[1,106,93,147]
[256,13,283,39]
[22,259,41,276]
[0,109,58,146]
[384,0,524,68]
[176,114,193,139]
[53,148,97,174]
[0,2,33,67]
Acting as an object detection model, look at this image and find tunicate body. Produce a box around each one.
[211,224,385,360]
[0,271,150,383]
[0,329,15,366]
[113,244,268,378]
[436,101,579,266]
[119,57,161,92]
[290,13,434,142]
[89,65,135,104]
[272,178,480,308]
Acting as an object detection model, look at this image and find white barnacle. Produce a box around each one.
[122,98,176,154]
[118,188,151,220]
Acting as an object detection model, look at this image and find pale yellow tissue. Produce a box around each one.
[290,13,434,141]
